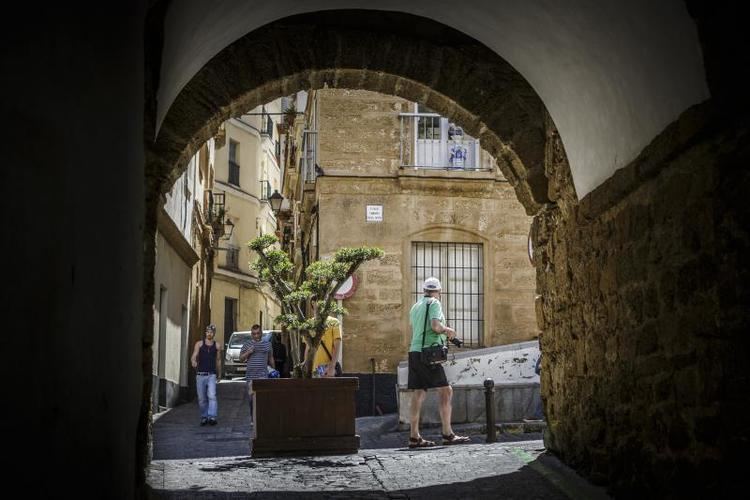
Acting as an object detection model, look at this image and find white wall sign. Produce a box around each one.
[366,205,383,222]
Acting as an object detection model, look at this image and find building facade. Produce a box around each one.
[152,142,217,410]
[210,102,283,355]
[280,89,537,374]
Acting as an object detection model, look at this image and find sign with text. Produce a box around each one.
[366,205,383,222]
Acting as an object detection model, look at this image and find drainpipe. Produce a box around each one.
[315,203,320,261]
[370,358,376,416]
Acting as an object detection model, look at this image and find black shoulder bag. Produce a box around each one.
[319,339,343,377]
[420,299,448,366]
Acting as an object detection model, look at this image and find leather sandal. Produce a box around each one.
[408,436,436,448]
[442,433,470,445]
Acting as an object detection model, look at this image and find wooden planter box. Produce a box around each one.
[251,377,360,457]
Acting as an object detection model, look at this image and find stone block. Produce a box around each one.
[451,387,468,423]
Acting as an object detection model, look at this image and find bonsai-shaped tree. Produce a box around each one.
[249,234,384,378]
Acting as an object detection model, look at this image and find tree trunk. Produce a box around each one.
[302,337,318,379]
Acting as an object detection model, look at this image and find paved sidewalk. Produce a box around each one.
[148,379,610,499]
[153,379,253,460]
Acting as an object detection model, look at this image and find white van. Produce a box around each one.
[221,330,276,379]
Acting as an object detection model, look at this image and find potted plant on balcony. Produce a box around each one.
[248,234,383,456]
[277,102,297,135]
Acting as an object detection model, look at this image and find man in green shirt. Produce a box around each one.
[406,277,469,448]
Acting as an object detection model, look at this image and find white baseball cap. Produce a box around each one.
[423,277,442,291]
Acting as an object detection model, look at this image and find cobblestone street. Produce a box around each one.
[148,381,609,499]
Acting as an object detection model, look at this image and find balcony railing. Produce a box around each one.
[399,113,483,170]
[261,115,274,139]
[259,180,272,201]
[301,129,318,183]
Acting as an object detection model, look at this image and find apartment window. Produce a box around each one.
[225,246,239,270]
[411,242,484,346]
[228,140,240,186]
[224,297,237,338]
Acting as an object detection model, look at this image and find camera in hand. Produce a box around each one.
[449,337,464,348]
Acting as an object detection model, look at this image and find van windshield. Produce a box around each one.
[228,334,251,347]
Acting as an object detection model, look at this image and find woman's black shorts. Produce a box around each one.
[407,351,449,390]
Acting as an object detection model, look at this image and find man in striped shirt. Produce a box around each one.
[239,324,275,427]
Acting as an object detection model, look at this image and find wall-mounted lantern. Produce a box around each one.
[269,190,284,214]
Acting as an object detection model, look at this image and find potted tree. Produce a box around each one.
[248,234,383,456]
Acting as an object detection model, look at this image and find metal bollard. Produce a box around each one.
[484,378,497,443]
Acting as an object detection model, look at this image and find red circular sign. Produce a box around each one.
[334,274,358,300]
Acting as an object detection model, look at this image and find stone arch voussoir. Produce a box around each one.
[152,10,576,216]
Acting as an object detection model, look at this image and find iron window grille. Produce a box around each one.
[411,241,484,347]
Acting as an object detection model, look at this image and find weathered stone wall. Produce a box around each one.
[311,89,536,374]
[318,89,404,176]
[316,175,536,373]
[535,103,750,496]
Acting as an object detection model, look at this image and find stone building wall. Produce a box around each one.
[312,89,535,374]
[535,103,750,496]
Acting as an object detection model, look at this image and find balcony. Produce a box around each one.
[260,115,274,140]
[259,179,272,201]
[399,113,485,170]
[301,129,317,183]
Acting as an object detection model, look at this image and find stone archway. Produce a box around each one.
[148,10,572,214]
[143,7,571,486]
[142,6,750,498]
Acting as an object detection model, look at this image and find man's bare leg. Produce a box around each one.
[438,385,454,436]
[410,389,427,439]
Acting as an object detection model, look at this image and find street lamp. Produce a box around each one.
[269,189,284,213]
[223,218,235,239]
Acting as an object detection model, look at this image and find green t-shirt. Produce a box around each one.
[409,296,446,353]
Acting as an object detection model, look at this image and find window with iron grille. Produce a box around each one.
[411,242,484,346]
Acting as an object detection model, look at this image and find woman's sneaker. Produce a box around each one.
[200,417,208,426]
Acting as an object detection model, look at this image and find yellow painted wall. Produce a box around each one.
[153,232,192,385]
[210,104,283,348]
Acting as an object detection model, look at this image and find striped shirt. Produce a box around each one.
[240,338,271,380]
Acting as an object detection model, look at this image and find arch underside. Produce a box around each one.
[151,11,563,215]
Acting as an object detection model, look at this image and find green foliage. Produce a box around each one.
[334,246,385,263]
[249,234,383,378]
